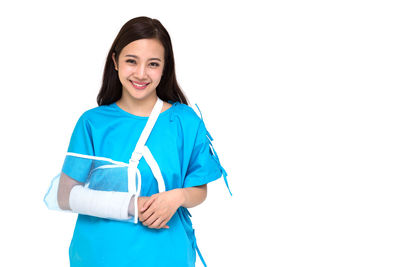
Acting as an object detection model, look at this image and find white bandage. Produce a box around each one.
[69,185,134,220]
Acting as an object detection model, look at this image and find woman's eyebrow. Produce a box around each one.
[125,54,162,61]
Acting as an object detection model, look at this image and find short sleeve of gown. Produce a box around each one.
[183,120,223,188]
[61,113,94,183]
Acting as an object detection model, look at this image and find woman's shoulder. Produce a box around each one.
[78,103,117,121]
[171,102,202,124]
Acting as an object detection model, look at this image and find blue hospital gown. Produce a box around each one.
[61,101,227,267]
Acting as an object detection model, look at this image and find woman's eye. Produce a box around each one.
[149,62,160,67]
[126,59,136,64]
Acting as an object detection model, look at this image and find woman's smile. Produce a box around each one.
[130,80,150,90]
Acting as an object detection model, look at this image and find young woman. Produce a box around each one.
[51,16,230,266]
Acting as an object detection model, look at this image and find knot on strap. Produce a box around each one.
[130,151,142,164]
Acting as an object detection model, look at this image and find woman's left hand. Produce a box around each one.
[139,189,185,229]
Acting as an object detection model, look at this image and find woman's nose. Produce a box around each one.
[134,64,146,79]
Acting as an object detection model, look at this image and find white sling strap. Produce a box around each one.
[127,98,164,223]
[128,97,163,192]
[142,146,166,192]
[131,98,164,162]
[64,152,129,166]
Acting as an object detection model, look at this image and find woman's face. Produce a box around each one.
[112,38,165,103]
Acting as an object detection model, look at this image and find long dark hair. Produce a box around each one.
[97,17,188,106]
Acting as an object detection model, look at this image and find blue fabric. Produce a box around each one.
[61,102,226,267]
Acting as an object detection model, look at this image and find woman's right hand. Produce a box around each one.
[134,196,169,229]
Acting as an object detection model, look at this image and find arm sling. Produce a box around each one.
[44,98,166,223]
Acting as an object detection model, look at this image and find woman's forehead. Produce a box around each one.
[121,39,164,59]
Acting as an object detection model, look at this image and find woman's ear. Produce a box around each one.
[112,52,118,71]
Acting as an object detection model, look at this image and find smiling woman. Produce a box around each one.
[112,38,166,116]
[97,16,187,107]
[44,16,231,267]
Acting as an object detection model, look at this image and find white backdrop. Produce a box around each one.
[1,0,399,266]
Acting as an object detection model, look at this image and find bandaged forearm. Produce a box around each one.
[69,185,134,220]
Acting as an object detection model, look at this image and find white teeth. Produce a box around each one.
[132,82,147,87]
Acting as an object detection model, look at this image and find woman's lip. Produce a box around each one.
[130,81,149,89]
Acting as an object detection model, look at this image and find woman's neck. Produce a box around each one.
[116,94,158,117]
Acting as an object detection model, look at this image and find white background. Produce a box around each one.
[1,0,399,266]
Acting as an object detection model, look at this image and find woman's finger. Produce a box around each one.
[145,215,160,228]
[142,213,159,227]
[158,219,170,229]
[141,209,155,223]
[149,217,164,229]
[141,196,156,212]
